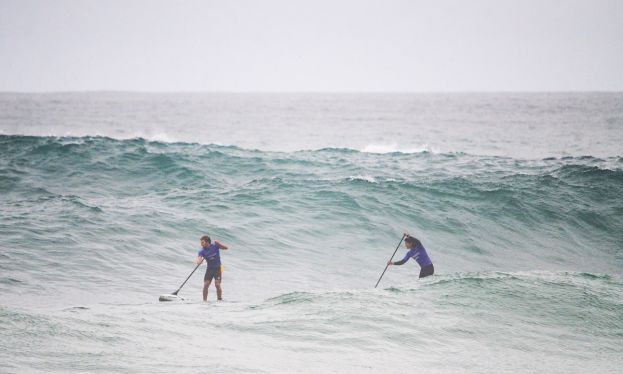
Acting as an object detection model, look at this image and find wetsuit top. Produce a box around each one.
[198,243,221,268]
[394,244,433,267]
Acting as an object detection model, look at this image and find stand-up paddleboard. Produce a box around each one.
[159,293,186,302]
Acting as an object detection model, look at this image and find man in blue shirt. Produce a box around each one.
[196,235,229,301]
[387,234,435,278]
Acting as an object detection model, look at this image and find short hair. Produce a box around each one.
[405,235,421,247]
[200,235,211,243]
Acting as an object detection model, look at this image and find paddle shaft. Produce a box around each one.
[374,234,406,288]
[172,261,202,295]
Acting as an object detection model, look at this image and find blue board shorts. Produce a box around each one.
[204,266,222,282]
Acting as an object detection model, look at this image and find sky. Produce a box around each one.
[0,0,622,92]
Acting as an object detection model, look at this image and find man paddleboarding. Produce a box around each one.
[196,235,229,301]
[387,233,434,278]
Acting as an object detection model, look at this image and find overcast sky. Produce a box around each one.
[1,0,622,92]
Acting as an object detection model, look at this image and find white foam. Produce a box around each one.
[347,175,377,183]
[148,132,175,143]
[361,143,439,154]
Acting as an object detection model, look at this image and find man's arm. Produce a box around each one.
[195,256,204,265]
[388,250,412,266]
[215,240,229,250]
[392,257,409,266]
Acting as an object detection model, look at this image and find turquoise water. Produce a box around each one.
[1,93,622,373]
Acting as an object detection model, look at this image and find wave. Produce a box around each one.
[2,135,621,163]
[3,137,621,218]
[2,135,621,220]
[250,271,623,331]
[1,134,622,288]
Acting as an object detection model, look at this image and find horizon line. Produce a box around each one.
[1,89,622,95]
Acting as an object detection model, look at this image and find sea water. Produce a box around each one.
[1,93,622,373]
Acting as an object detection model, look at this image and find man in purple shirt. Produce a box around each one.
[196,235,229,301]
[387,234,435,278]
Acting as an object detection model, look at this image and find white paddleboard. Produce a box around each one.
[159,294,186,302]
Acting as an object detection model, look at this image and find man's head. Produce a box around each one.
[200,235,211,248]
[404,235,421,249]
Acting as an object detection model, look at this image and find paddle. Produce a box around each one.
[172,261,202,295]
[159,261,202,301]
[374,234,406,288]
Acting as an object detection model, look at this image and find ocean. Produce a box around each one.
[1,92,622,373]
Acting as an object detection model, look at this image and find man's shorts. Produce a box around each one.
[204,266,222,282]
[419,264,434,278]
